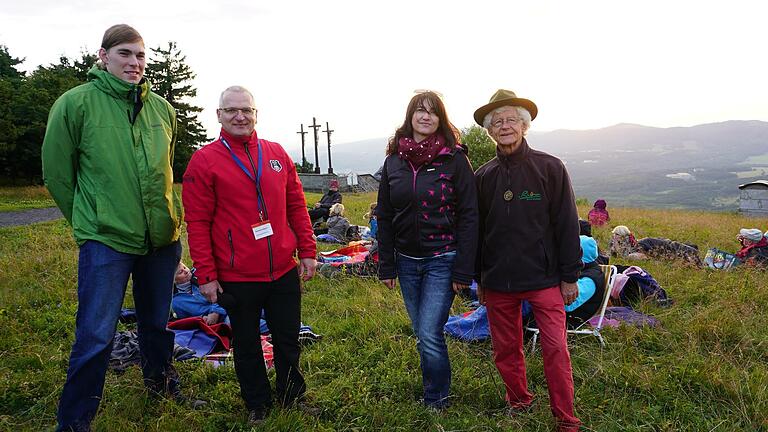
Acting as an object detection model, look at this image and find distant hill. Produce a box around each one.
[321,121,768,210]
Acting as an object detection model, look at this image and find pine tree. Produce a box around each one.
[0,48,83,182]
[144,41,208,180]
[73,50,98,82]
[0,45,25,79]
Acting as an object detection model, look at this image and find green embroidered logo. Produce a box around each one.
[519,191,542,201]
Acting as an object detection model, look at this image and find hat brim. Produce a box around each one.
[473,97,538,126]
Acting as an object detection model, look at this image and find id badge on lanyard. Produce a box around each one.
[221,136,274,241]
[252,220,274,240]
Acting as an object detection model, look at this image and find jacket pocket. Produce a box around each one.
[227,229,235,268]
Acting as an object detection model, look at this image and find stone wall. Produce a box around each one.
[299,174,347,193]
[299,173,380,193]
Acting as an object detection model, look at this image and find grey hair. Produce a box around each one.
[482,106,532,134]
[219,86,255,107]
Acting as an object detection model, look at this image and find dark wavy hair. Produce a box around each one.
[386,91,460,155]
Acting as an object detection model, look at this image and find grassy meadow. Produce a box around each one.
[1,189,768,431]
[0,186,56,212]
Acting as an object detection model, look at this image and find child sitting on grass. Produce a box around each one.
[324,203,351,244]
[363,202,377,240]
[172,262,227,325]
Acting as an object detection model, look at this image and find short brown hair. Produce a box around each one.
[101,24,143,50]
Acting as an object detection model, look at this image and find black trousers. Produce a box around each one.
[221,268,305,410]
[308,207,330,223]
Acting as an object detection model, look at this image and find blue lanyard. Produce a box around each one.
[220,136,265,218]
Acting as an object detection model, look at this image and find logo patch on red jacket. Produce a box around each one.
[270,160,282,172]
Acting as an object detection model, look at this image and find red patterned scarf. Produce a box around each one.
[397,134,446,168]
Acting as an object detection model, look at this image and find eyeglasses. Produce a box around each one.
[219,107,257,116]
[491,117,522,128]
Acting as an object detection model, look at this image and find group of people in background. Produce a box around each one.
[607,223,768,268]
[586,197,768,268]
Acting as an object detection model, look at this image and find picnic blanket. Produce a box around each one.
[168,317,232,358]
[110,330,196,372]
[318,243,371,266]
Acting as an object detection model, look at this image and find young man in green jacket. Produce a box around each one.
[42,24,184,432]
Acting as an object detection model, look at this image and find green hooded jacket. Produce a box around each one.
[42,66,182,254]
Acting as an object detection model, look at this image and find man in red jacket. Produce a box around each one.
[182,85,316,425]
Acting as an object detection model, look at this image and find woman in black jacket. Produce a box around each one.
[376,91,479,410]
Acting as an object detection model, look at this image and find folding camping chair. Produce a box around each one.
[527,264,617,351]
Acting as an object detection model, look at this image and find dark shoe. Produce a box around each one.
[426,403,448,414]
[506,401,534,416]
[146,374,207,409]
[284,400,321,417]
[297,401,322,416]
[419,397,451,413]
[58,421,92,432]
[168,389,208,409]
[556,421,581,432]
[248,408,268,426]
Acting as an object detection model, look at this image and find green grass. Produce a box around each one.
[1,192,768,431]
[0,186,55,211]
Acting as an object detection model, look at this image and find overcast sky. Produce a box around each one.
[2,0,767,157]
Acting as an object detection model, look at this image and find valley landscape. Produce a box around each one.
[324,120,768,211]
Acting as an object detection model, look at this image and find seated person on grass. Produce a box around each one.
[526,235,607,329]
[579,218,609,264]
[319,203,350,244]
[587,199,610,227]
[362,202,378,240]
[308,179,342,223]
[609,225,702,266]
[172,262,227,325]
[735,228,768,266]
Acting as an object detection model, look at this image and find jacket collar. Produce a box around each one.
[219,129,258,147]
[88,66,148,102]
[497,138,531,164]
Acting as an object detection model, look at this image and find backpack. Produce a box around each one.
[345,225,363,241]
[617,266,672,308]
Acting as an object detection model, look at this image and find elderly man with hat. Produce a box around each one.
[473,89,582,431]
[308,179,343,223]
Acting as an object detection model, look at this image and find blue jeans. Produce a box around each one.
[396,251,456,408]
[56,240,181,431]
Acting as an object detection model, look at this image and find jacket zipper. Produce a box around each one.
[227,229,235,267]
[409,161,423,255]
[127,84,141,124]
[244,142,275,281]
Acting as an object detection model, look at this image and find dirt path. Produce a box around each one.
[0,207,63,228]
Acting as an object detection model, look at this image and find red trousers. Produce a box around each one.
[485,286,580,431]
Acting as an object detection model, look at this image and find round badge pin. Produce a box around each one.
[504,190,514,201]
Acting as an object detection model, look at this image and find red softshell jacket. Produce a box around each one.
[182,129,316,283]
